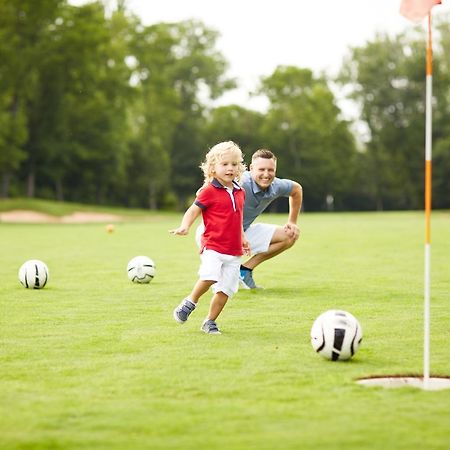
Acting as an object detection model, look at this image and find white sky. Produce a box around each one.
[71,0,449,114]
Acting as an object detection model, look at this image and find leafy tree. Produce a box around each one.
[432,15,450,208]
[337,15,450,210]
[125,22,182,209]
[0,0,63,197]
[258,66,357,211]
[125,19,236,209]
[0,97,27,197]
[3,1,447,212]
[203,105,265,161]
[167,20,236,208]
[26,2,133,203]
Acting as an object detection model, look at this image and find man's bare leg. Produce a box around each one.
[242,226,296,270]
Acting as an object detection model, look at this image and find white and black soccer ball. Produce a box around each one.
[311,309,363,361]
[18,259,49,289]
[127,256,156,284]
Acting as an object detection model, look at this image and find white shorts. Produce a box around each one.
[244,223,277,255]
[195,223,277,257]
[198,249,241,298]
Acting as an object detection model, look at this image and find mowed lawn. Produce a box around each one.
[0,211,449,450]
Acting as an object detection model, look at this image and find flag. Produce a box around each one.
[400,0,442,22]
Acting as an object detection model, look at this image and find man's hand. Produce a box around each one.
[284,222,300,241]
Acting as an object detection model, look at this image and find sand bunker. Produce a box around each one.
[0,210,123,223]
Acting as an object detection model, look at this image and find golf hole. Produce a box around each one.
[356,375,450,391]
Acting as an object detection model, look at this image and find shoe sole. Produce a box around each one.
[200,327,221,335]
[239,279,251,290]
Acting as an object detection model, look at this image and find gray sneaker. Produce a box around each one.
[239,269,262,289]
[201,319,221,334]
[173,299,196,323]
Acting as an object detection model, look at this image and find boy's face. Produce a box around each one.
[213,152,240,187]
[250,157,276,190]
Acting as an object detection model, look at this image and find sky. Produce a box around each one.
[71,0,449,115]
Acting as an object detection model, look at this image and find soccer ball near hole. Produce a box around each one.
[18,259,49,289]
[311,309,363,361]
[127,256,156,284]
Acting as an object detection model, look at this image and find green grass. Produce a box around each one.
[1,210,449,449]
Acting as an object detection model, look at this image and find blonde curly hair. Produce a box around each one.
[200,141,246,183]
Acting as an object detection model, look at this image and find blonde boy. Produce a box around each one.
[169,141,250,334]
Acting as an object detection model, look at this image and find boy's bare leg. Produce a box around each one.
[173,279,215,324]
[188,279,215,303]
[206,291,228,321]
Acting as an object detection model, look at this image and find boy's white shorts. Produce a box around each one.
[199,249,241,298]
[195,223,277,256]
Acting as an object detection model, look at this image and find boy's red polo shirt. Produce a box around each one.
[195,179,245,256]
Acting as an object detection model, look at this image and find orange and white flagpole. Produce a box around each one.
[400,0,442,390]
[423,12,433,390]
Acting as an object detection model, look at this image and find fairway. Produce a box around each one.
[1,211,449,450]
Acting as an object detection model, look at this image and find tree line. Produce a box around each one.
[1,0,449,211]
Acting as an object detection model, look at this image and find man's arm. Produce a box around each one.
[285,182,302,239]
[288,182,302,224]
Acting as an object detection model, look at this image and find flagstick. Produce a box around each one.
[423,12,433,391]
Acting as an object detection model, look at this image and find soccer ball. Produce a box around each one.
[18,259,49,289]
[127,256,156,284]
[311,309,363,361]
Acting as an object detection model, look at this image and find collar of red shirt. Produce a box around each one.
[211,178,242,190]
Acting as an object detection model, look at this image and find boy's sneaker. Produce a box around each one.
[239,269,262,290]
[173,299,196,323]
[201,319,221,335]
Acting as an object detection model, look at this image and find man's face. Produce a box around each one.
[249,157,276,190]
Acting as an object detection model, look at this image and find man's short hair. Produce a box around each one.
[251,149,277,162]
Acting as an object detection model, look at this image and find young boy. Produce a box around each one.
[169,141,250,334]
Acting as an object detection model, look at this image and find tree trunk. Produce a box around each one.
[1,173,11,198]
[148,182,157,210]
[27,172,35,197]
[55,178,64,201]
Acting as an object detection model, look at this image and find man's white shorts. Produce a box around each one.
[244,223,277,255]
[195,222,277,256]
[199,249,241,298]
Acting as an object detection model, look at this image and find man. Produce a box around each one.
[239,149,302,289]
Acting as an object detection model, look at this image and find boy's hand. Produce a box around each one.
[169,227,189,236]
[242,238,251,256]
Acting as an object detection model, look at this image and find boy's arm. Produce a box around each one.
[169,203,202,236]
